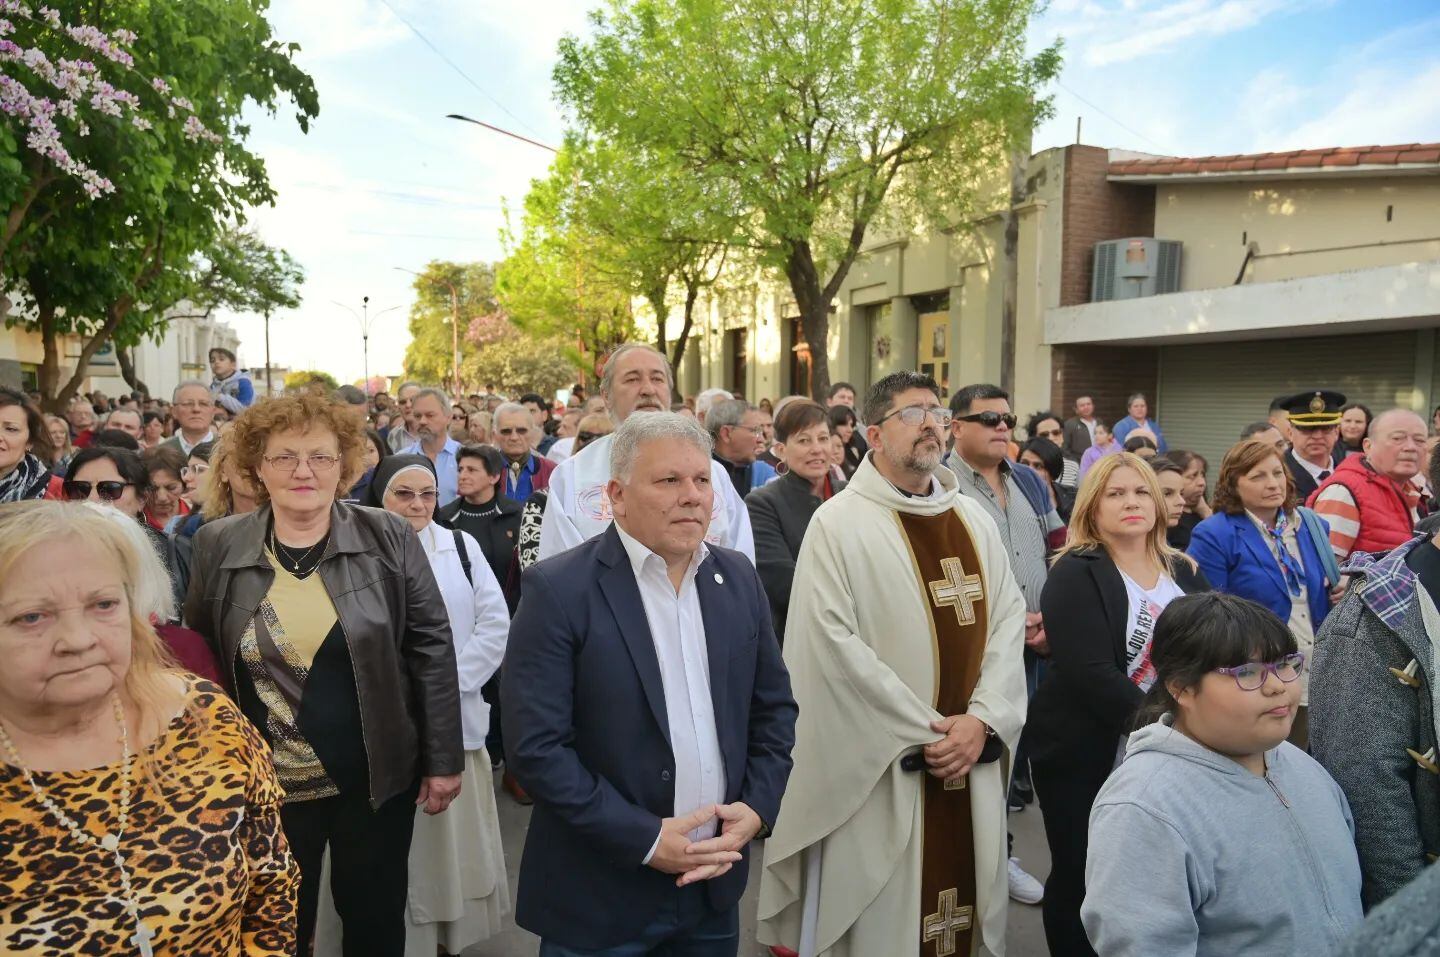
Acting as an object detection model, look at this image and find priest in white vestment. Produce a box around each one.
[758,371,1027,957]
[538,343,754,562]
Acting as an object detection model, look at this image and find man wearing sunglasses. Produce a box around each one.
[945,383,1061,904]
[492,401,556,505]
[760,370,1026,957]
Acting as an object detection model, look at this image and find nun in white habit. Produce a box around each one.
[316,454,511,955]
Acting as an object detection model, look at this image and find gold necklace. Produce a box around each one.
[270,527,324,574]
[0,693,154,955]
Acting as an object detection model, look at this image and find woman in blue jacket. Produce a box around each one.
[1187,439,1340,748]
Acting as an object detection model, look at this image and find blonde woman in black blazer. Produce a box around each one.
[1021,452,1210,957]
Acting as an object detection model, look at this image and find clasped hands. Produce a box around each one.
[647,802,763,888]
[924,713,989,781]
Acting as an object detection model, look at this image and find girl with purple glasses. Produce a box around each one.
[1081,593,1362,956]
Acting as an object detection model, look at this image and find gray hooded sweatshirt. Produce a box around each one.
[1082,717,1364,956]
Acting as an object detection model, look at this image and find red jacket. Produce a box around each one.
[1307,454,1416,555]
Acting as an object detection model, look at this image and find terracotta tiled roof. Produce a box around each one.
[1109,143,1440,177]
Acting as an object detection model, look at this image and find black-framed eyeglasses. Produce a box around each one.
[1215,653,1305,691]
[498,427,529,436]
[957,411,1017,430]
[389,488,438,504]
[875,405,953,428]
[62,480,134,502]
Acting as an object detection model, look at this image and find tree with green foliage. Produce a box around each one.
[1,0,318,410]
[283,369,338,393]
[556,0,1059,399]
[464,325,579,398]
[120,228,303,398]
[566,138,734,385]
[401,260,498,393]
[495,146,637,382]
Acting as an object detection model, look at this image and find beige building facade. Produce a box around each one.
[662,140,1440,469]
[0,307,241,402]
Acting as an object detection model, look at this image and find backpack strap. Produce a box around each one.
[453,529,473,586]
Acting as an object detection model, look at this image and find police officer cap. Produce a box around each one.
[1279,389,1345,428]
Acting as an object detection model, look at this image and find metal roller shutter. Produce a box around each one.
[1157,331,1420,471]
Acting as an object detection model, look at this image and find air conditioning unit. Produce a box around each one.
[1091,238,1182,302]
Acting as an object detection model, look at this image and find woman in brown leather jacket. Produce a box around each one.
[184,391,462,957]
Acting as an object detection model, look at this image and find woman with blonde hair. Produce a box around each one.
[43,413,75,474]
[0,500,298,954]
[1021,452,1211,956]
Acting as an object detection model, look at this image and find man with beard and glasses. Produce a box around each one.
[759,371,1027,957]
[538,343,754,562]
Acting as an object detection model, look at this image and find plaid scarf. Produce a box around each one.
[0,453,50,503]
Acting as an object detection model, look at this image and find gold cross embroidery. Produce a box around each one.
[923,887,974,957]
[928,556,983,626]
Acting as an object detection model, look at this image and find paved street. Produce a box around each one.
[464,770,1050,956]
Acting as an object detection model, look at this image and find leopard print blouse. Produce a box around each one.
[0,678,299,955]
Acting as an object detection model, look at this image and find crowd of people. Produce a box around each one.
[1,340,1438,957]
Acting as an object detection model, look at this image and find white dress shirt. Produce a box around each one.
[615,523,727,862]
[538,432,755,563]
[546,435,576,464]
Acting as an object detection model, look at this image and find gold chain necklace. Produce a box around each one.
[270,526,324,574]
[0,693,155,956]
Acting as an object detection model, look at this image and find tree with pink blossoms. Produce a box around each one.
[0,0,317,411]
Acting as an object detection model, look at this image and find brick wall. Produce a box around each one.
[1059,146,1157,307]
[1050,343,1159,428]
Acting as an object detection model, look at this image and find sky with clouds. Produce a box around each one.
[222,0,1440,384]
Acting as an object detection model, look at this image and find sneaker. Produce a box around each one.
[1008,857,1044,904]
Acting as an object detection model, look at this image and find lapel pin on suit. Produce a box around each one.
[714,572,724,584]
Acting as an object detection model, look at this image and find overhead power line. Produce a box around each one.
[374,0,548,139]
[1056,79,1173,155]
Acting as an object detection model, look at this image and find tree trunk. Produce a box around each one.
[116,345,150,399]
[50,301,134,414]
[646,284,669,359]
[784,241,839,402]
[37,300,63,414]
[999,147,1027,396]
[668,281,701,402]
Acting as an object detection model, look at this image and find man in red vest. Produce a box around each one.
[1309,408,1429,559]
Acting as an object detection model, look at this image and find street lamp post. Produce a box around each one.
[333,297,400,396]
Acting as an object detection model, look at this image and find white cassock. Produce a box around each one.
[758,456,1027,957]
[537,431,755,563]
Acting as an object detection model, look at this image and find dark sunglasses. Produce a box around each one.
[957,411,1018,430]
[63,480,134,502]
[498,427,529,436]
[577,431,606,442]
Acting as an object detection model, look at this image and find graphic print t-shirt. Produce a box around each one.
[1118,570,1186,692]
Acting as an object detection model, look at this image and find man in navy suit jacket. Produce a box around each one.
[503,411,797,955]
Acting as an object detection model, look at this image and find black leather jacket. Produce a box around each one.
[183,502,462,806]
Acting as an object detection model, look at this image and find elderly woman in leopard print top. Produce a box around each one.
[0,501,298,956]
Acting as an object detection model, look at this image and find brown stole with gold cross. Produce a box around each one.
[896,509,992,957]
